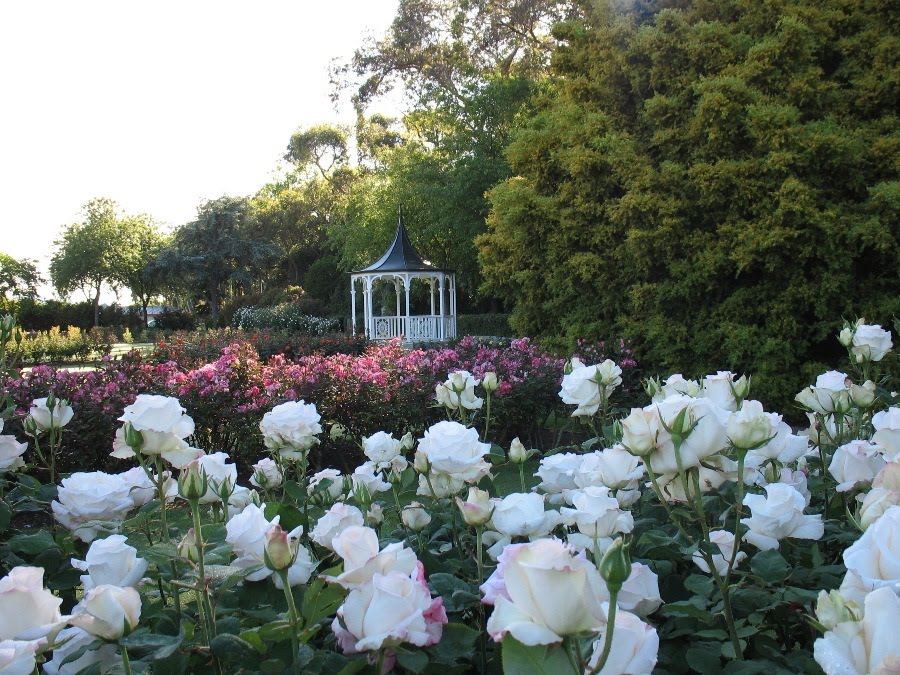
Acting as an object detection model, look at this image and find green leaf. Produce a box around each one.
[501,636,577,675]
[659,600,714,623]
[7,530,57,556]
[210,634,259,666]
[685,644,722,674]
[0,500,11,533]
[397,649,430,672]
[283,480,307,501]
[430,623,479,662]
[302,576,346,625]
[750,550,790,584]
[121,629,183,660]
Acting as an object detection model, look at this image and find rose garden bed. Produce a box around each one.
[0,317,897,674]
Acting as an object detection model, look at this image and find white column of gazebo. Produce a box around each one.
[349,210,456,342]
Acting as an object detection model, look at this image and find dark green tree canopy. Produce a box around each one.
[0,253,43,302]
[157,196,281,325]
[478,0,900,407]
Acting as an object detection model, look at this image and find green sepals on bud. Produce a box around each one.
[178,461,208,502]
[564,358,576,376]
[599,538,632,594]
[849,381,876,408]
[413,451,430,475]
[731,374,751,403]
[215,476,235,504]
[123,423,144,451]
[263,525,298,571]
[45,392,56,411]
[643,376,662,400]
[0,314,14,334]
[178,528,200,563]
[482,372,499,394]
[400,432,415,452]
[22,416,38,437]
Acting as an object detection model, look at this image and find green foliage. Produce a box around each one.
[478,0,900,409]
[456,313,513,337]
[231,304,340,335]
[156,197,281,325]
[0,252,43,303]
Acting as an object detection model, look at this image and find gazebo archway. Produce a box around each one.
[350,210,457,342]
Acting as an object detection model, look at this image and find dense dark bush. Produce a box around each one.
[456,313,514,337]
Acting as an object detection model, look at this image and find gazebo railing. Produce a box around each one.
[371,315,456,342]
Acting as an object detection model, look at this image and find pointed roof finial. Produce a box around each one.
[353,203,446,273]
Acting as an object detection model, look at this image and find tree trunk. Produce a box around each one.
[209,284,220,326]
[142,298,149,328]
[93,282,102,327]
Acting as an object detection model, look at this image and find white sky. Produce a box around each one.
[0,0,400,302]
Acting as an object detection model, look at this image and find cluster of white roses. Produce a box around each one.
[0,554,143,673]
[559,357,623,416]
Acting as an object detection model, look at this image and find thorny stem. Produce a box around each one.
[587,588,619,675]
[277,569,303,675]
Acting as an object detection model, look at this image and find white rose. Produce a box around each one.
[621,408,661,458]
[416,421,490,492]
[816,590,860,631]
[814,586,900,675]
[196,452,238,504]
[350,462,391,499]
[829,440,886,493]
[71,535,149,591]
[654,374,701,401]
[438,370,484,411]
[654,464,729,503]
[362,431,402,467]
[308,468,345,501]
[115,395,198,467]
[752,413,808,463]
[575,446,644,491]
[28,397,74,430]
[116,466,172,507]
[692,529,747,576]
[401,502,432,531]
[644,395,728,475]
[0,640,38,675]
[52,472,136,543]
[259,400,322,459]
[490,492,562,540]
[310,503,365,550]
[741,483,824,550]
[326,526,418,589]
[873,408,900,459]
[726,400,773,450]
[840,505,900,606]
[332,570,445,653]
[560,486,634,542]
[701,371,740,411]
[615,563,663,617]
[43,626,119,675]
[772,468,811,506]
[534,452,584,502]
[226,485,260,519]
[481,538,607,645]
[851,323,893,362]
[250,458,283,490]
[0,567,64,642]
[859,463,900,529]
[559,358,603,416]
[225,503,314,588]
[0,436,27,473]
[817,370,850,391]
[69,585,141,640]
[586,609,659,675]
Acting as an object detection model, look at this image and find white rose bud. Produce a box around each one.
[849,381,876,409]
[401,502,432,531]
[482,372,499,394]
[621,408,659,457]
[69,585,142,640]
[508,437,528,464]
[456,487,494,526]
[838,326,854,347]
[816,590,859,630]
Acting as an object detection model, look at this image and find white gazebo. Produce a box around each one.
[350,210,457,342]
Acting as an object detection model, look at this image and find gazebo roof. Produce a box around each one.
[353,209,449,274]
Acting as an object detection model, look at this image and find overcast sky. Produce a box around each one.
[0,0,399,301]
